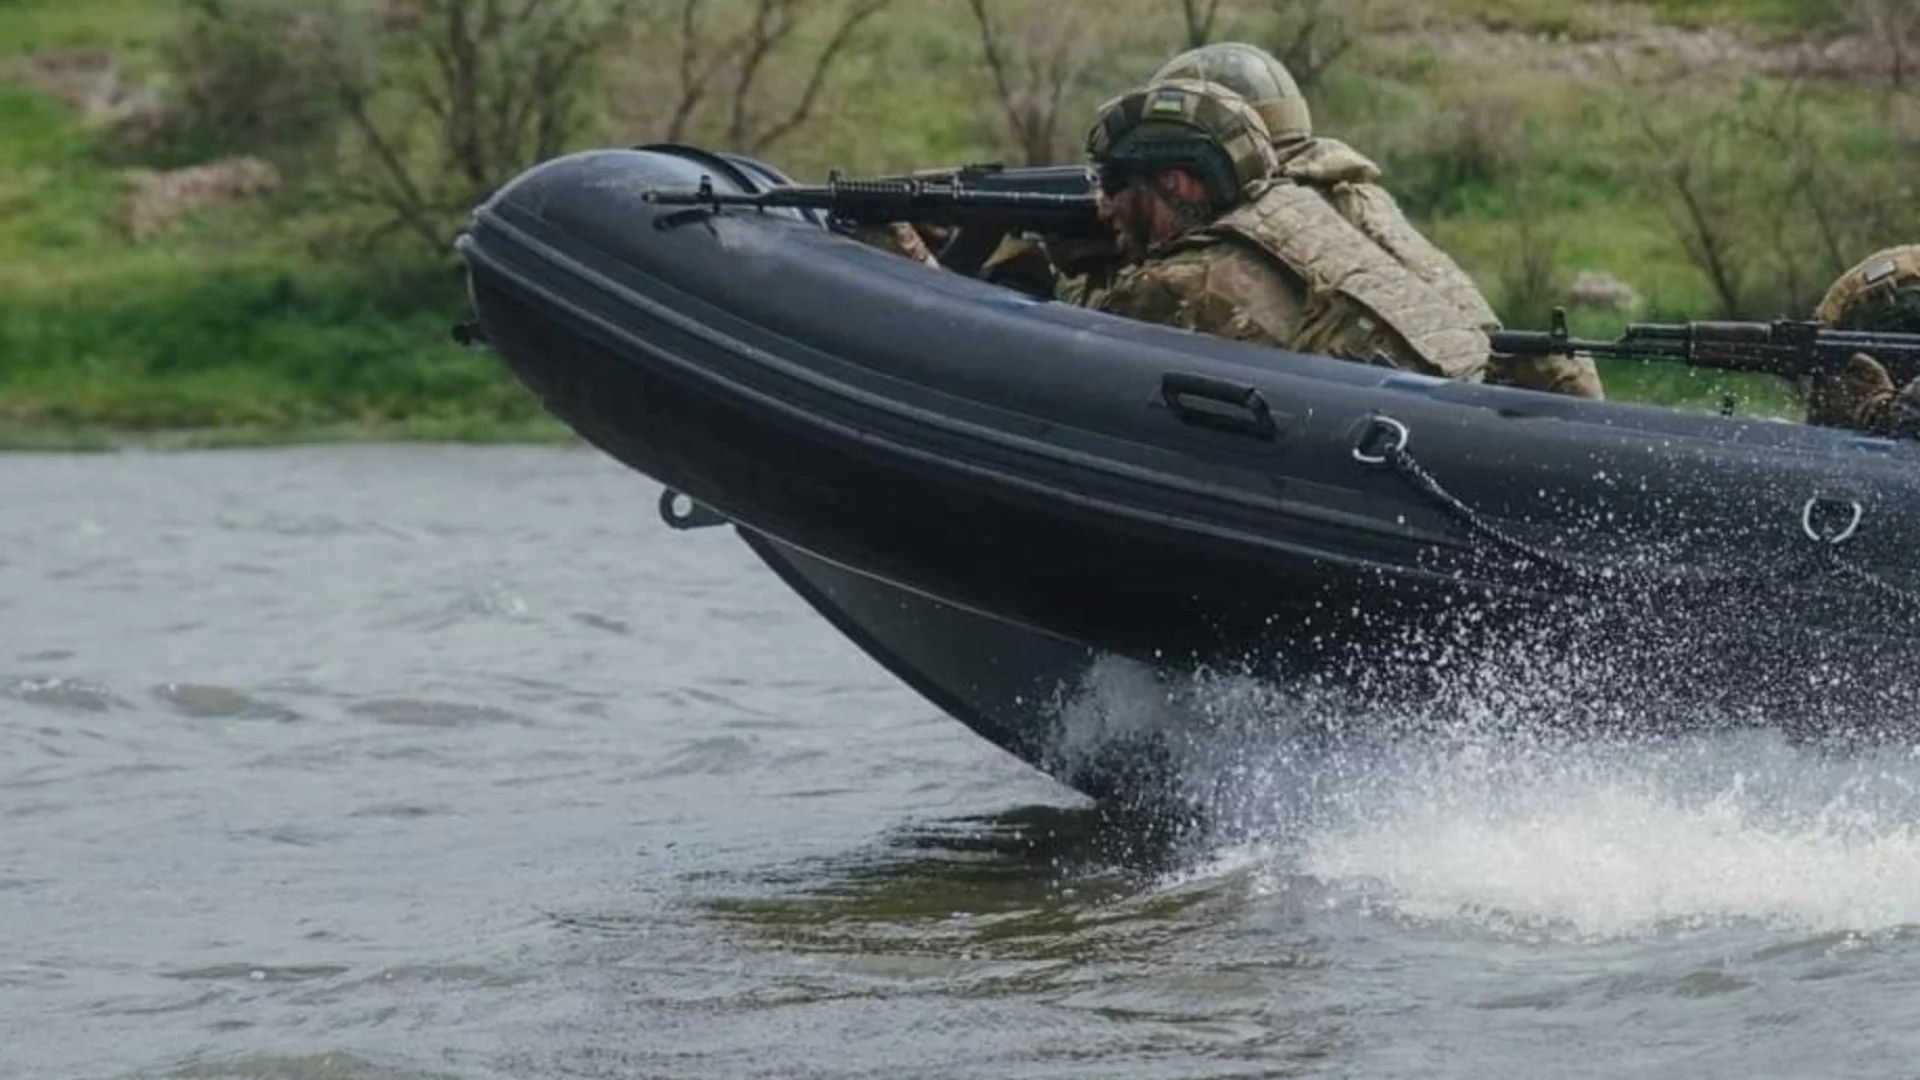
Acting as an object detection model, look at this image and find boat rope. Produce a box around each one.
[1350,413,1920,610]
[1352,416,1599,582]
[1821,551,1920,609]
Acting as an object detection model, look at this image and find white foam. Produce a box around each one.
[1294,743,1920,939]
[1048,659,1920,941]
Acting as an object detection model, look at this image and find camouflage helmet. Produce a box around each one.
[1151,41,1312,146]
[1816,245,1920,332]
[1084,78,1277,213]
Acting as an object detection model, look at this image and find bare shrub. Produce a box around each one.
[1180,0,1224,48]
[315,0,644,254]
[608,0,894,156]
[1615,51,1920,318]
[123,0,366,165]
[1269,0,1371,92]
[965,0,1099,166]
[1741,82,1920,312]
[1846,0,1920,97]
[1496,177,1561,328]
[1612,59,1769,317]
[1365,91,1528,219]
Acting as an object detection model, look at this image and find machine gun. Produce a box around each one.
[1491,306,1920,385]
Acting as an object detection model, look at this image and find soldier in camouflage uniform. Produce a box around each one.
[1075,77,1492,380]
[1806,244,1920,437]
[1149,42,1605,399]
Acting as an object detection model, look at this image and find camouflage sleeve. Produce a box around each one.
[1089,248,1276,345]
[1809,353,1920,436]
[1055,273,1106,308]
[1888,376,1920,438]
[1485,351,1606,400]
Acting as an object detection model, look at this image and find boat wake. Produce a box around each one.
[1047,653,1920,941]
[1283,734,1920,939]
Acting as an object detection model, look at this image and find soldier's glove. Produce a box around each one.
[1825,353,1920,438]
[1044,235,1120,281]
[842,222,941,268]
[1890,374,1920,439]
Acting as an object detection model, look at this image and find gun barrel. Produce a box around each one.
[1625,321,1775,345]
[1486,330,1556,353]
[1486,329,1624,356]
[1691,321,1775,342]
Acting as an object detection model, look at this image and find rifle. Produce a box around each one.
[1490,306,1920,385]
[644,171,1104,240]
[643,167,1107,277]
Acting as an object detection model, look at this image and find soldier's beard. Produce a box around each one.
[1115,194,1163,265]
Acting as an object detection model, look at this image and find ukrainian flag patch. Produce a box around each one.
[1147,89,1187,117]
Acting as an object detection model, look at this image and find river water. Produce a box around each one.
[8,444,1920,1080]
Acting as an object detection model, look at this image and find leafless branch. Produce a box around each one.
[1611,55,1749,316]
[312,0,639,255]
[1848,0,1920,98]
[644,0,890,151]
[1270,0,1368,91]
[1180,0,1222,47]
[966,0,1094,165]
[748,0,892,151]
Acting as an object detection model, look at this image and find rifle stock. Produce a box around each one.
[1490,306,1920,384]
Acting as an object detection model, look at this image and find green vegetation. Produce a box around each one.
[0,0,175,58]
[0,0,1908,448]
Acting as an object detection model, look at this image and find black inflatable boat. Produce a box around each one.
[456,144,1920,790]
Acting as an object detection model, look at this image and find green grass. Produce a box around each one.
[0,0,175,59]
[0,26,550,445]
[1,261,545,428]
[0,83,144,283]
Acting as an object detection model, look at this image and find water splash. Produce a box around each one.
[1044,651,1920,942]
[1287,732,1920,939]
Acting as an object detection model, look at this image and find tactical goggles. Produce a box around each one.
[1096,165,1139,197]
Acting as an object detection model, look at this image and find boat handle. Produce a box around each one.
[1160,372,1277,440]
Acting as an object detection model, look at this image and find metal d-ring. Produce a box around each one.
[659,488,729,530]
[1801,496,1863,545]
[1352,415,1410,466]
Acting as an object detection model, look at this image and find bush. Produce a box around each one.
[113,0,367,167]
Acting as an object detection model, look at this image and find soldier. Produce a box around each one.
[1075,77,1492,381]
[1149,41,1604,400]
[1806,244,1920,438]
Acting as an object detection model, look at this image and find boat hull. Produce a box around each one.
[457,145,1920,756]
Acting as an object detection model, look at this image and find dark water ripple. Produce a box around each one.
[7,445,1920,1079]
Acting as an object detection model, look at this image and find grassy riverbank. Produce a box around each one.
[1,0,1905,447]
[0,64,560,447]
